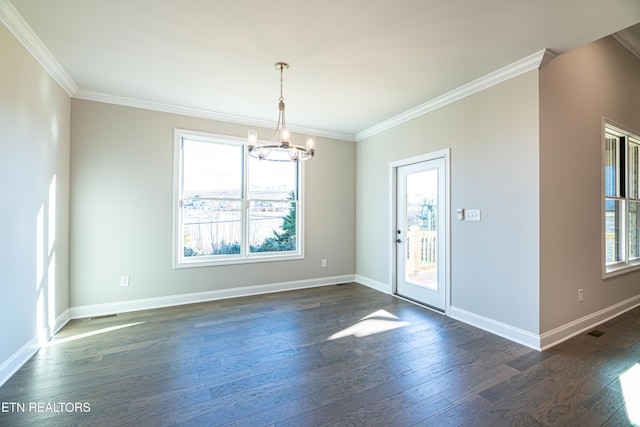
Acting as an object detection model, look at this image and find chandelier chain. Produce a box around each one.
[279,66,284,102]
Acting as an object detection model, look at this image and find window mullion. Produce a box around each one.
[242,143,249,258]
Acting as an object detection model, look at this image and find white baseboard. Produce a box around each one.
[540,294,640,350]
[0,336,39,387]
[0,309,74,387]
[355,274,391,294]
[53,308,71,334]
[70,275,355,319]
[449,306,541,350]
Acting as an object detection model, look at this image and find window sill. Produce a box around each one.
[604,262,640,279]
[174,252,304,269]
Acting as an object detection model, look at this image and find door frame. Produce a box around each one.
[389,149,451,315]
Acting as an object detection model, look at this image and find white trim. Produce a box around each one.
[0,0,77,96]
[540,294,640,350]
[356,49,556,141]
[601,119,640,278]
[1,0,559,145]
[355,274,391,294]
[613,27,640,60]
[53,308,71,335]
[69,275,355,319]
[0,308,72,387]
[172,129,306,268]
[1,1,560,145]
[388,149,451,315]
[0,336,39,387]
[0,2,351,141]
[449,306,541,350]
[74,89,355,142]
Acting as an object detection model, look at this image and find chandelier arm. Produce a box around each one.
[271,106,283,143]
[281,107,286,130]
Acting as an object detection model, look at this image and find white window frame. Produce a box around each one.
[173,129,304,268]
[602,119,640,278]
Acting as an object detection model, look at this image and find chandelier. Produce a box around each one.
[248,62,315,162]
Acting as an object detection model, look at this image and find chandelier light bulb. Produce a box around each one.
[306,135,315,151]
[281,128,290,144]
[248,129,258,148]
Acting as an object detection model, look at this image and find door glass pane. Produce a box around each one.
[404,169,438,289]
[605,199,624,264]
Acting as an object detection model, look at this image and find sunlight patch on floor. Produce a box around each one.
[621,363,640,425]
[46,322,144,346]
[327,309,410,340]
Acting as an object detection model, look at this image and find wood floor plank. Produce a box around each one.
[1,283,640,426]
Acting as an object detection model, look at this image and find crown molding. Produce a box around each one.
[613,27,640,60]
[0,1,354,142]
[0,0,77,96]
[355,48,557,141]
[74,89,355,142]
[3,0,557,145]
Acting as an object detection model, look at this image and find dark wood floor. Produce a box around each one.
[1,283,639,426]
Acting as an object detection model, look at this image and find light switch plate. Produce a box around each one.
[465,209,481,221]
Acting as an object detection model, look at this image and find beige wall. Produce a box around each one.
[0,24,71,364]
[356,71,541,333]
[69,100,355,306]
[539,36,640,333]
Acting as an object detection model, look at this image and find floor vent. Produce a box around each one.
[89,314,118,320]
[587,329,606,337]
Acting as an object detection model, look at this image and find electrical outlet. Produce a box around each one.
[578,288,583,303]
[120,276,130,287]
[321,259,327,268]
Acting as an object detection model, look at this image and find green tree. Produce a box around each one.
[272,190,296,245]
[252,190,297,252]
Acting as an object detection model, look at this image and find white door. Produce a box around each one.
[396,157,446,311]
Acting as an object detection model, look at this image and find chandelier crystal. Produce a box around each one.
[248,62,315,162]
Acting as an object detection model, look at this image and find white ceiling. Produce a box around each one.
[4,0,640,140]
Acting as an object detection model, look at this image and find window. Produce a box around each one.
[604,122,640,276]
[174,129,303,267]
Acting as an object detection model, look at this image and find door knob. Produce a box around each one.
[396,238,402,243]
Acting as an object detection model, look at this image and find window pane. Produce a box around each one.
[182,199,241,256]
[630,201,640,261]
[248,157,297,201]
[183,139,243,199]
[629,143,640,199]
[605,198,624,264]
[249,200,296,253]
[605,136,618,198]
